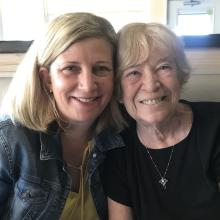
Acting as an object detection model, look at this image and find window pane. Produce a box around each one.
[175,13,213,35]
[1,0,45,40]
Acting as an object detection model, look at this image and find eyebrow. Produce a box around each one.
[96,61,112,65]
[123,56,175,71]
[58,61,112,65]
[57,61,79,66]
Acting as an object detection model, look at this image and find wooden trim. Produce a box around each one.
[0,53,25,77]
[185,48,220,75]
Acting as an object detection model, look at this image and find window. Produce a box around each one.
[0,0,45,40]
[0,0,167,40]
[174,8,214,35]
[167,0,217,36]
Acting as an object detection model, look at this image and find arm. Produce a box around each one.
[0,139,13,215]
[108,197,133,220]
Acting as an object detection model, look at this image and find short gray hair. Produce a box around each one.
[116,22,191,100]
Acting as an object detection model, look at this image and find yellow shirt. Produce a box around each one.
[60,142,99,220]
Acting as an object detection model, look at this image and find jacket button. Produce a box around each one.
[92,153,97,158]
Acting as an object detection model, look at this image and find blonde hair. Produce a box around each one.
[1,12,124,133]
[116,22,191,100]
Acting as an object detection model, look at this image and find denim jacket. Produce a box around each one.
[0,116,124,220]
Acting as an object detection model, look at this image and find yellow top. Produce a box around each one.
[60,142,99,220]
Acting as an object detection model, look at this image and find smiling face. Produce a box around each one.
[41,38,114,127]
[120,47,181,127]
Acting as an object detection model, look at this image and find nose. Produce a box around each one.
[142,68,160,92]
[78,69,97,92]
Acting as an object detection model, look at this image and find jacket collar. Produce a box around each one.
[39,123,125,159]
[94,127,125,152]
[39,122,63,161]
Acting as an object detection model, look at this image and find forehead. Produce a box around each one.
[148,46,175,63]
[52,38,113,66]
[65,38,112,55]
[121,36,175,69]
[129,46,175,69]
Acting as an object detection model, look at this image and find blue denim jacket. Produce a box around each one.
[0,116,124,220]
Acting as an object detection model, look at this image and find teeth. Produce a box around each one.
[75,97,97,103]
[141,97,163,105]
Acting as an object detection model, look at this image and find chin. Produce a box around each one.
[138,114,168,125]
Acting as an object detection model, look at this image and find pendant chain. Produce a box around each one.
[145,146,174,190]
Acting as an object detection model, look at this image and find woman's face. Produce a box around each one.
[120,47,180,126]
[41,38,114,127]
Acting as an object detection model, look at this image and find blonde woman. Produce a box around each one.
[0,12,124,220]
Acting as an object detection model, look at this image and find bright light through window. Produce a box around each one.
[1,0,45,40]
[0,0,153,40]
[174,11,213,36]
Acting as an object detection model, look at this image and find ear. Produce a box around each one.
[39,67,52,93]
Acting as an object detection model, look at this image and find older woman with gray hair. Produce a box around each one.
[103,23,220,220]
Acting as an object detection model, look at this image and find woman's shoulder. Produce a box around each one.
[182,100,220,140]
[182,100,220,117]
[0,115,32,135]
[192,101,220,112]
[0,115,40,153]
[0,115,13,126]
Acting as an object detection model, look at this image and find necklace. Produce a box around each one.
[145,146,174,190]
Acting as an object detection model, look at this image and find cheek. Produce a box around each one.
[164,76,180,96]
[51,79,69,103]
[104,75,114,92]
[51,75,65,90]
[171,80,181,98]
[121,80,135,97]
[121,85,134,106]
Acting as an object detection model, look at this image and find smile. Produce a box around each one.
[140,96,166,105]
[74,96,99,103]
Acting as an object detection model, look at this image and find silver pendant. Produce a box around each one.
[159,177,168,189]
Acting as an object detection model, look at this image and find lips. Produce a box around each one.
[72,96,100,103]
[140,96,166,105]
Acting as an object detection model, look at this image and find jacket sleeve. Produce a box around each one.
[0,135,14,215]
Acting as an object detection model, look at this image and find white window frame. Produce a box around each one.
[175,7,214,35]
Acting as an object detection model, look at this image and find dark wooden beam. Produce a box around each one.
[0,34,220,54]
[0,41,32,53]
